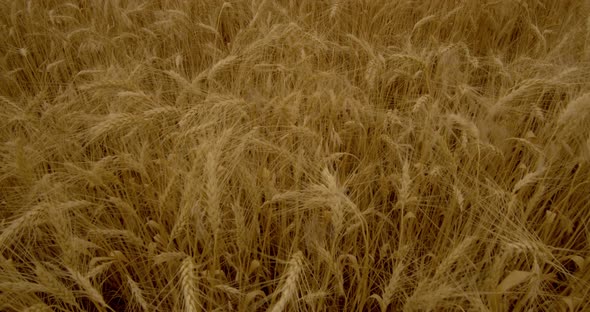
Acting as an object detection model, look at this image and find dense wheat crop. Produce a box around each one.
[1,0,590,311]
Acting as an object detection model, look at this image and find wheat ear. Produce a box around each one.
[179,256,200,312]
[270,251,305,312]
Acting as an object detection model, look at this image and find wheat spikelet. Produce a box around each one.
[164,69,191,88]
[164,9,189,23]
[302,291,329,305]
[397,161,412,207]
[86,113,137,142]
[117,90,150,100]
[174,154,209,246]
[512,165,546,193]
[319,168,346,236]
[528,20,547,52]
[388,53,426,66]
[68,268,108,309]
[270,251,305,312]
[86,261,114,280]
[412,94,431,113]
[139,26,158,39]
[207,55,238,81]
[195,22,219,36]
[0,95,20,113]
[45,59,65,73]
[214,284,242,298]
[168,203,193,246]
[453,184,465,211]
[433,236,477,278]
[381,263,405,309]
[180,256,200,312]
[365,55,384,90]
[557,92,590,126]
[345,33,377,59]
[329,1,340,20]
[127,275,150,311]
[22,303,53,312]
[0,281,46,293]
[412,14,437,33]
[231,201,248,248]
[153,252,186,266]
[142,106,181,121]
[0,203,46,253]
[34,262,77,307]
[490,80,542,117]
[404,281,457,311]
[447,113,480,139]
[88,229,144,246]
[205,151,222,239]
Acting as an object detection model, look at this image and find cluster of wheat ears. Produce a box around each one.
[1,0,589,311]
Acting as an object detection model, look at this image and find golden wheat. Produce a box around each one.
[1,0,590,311]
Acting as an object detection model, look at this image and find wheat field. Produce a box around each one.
[1,0,589,311]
